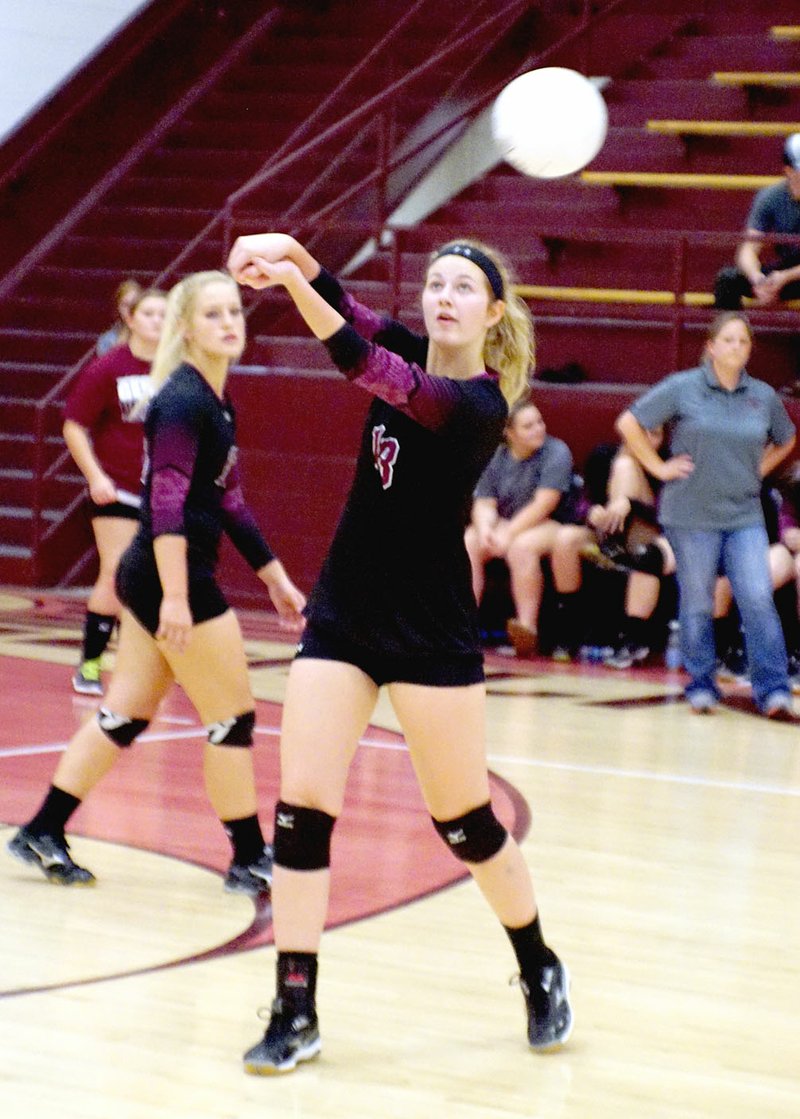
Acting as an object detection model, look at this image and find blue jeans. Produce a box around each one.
[665,524,789,710]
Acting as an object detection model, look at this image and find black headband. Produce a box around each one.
[432,243,504,300]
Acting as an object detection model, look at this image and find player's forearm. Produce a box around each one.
[616,412,667,479]
[284,267,346,340]
[153,535,189,600]
[62,420,106,486]
[777,262,800,286]
[471,498,498,533]
[508,490,559,535]
[761,437,796,478]
[736,239,763,283]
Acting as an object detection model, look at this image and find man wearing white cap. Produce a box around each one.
[714,132,800,312]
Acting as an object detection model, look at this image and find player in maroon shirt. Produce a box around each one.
[9,272,305,898]
[64,287,167,696]
[228,233,573,1073]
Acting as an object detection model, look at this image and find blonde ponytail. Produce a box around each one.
[484,286,535,407]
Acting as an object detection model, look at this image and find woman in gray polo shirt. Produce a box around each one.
[616,312,796,717]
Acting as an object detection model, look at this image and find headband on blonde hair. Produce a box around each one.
[432,243,505,300]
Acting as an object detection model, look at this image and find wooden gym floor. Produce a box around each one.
[0,588,797,1118]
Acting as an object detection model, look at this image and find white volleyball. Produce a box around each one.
[491,67,608,179]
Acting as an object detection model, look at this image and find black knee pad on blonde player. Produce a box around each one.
[206,710,256,746]
[96,707,149,747]
[273,800,336,870]
[432,801,508,863]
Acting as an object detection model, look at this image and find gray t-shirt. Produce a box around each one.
[630,363,795,530]
[474,434,574,521]
[747,181,800,267]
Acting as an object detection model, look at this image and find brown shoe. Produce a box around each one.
[506,619,538,658]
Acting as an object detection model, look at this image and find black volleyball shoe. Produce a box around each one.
[7,826,96,885]
[243,998,321,1075]
[224,844,274,896]
[517,959,573,1051]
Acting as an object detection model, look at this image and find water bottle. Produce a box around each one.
[665,619,681,669]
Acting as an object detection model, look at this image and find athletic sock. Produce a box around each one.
[504,914,558,981]
[556,591,582,650]
[713,614,739,659]
[623,614,649,649]
[276,951,318,1014]
[26,785,82,839]
[223,813,266,866]
[82,611,116,662]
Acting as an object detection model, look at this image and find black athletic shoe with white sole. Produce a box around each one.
[224,844,274,896]
[6,827,96,885]
[519,959,573,1050]
[243,998,321,1075]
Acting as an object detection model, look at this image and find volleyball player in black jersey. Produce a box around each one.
[228,233,573,1073]
[7,271,305,896]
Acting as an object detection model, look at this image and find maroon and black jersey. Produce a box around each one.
[116,363,274,634]
[63,345,151,494]
[136,362,274,574]
[305,270,508,659]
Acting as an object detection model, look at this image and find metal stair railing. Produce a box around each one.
[23,6,288,577]
[25,0,710,580]
[26,0,539,578]
[218,0,690,276]
[152,0,537,287]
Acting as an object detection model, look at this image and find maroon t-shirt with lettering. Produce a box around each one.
[64,345,151,495]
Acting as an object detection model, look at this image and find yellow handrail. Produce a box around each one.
[646,120,800,137]
[580,171,781,189]
[712,72,800,86]
[513,284,800,310]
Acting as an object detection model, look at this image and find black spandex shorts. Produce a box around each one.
[90,499,140,521]
[295,622,485,688]
[115,541,229,636]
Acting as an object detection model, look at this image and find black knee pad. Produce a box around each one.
[273,800,336,871]
[432,801,508,863]
[206,710,256,746]
[96,707,149,747]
